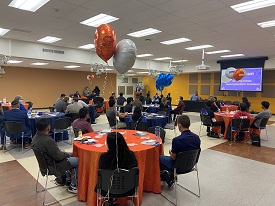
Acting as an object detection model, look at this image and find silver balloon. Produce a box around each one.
[225,67,236,79]
[113,39,137,74]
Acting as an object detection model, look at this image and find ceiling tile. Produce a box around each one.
[61,0,89,6]
[137,0,171,6]
[156,0,209,13]
[83,0,130,12]
[59,7,98,23]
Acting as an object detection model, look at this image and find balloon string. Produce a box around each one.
[102,71,108,95]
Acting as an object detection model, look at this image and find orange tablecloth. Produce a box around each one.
[73,130,163,206]
[220,105,238,112]
[89,99,109,112]
[2,103,28,110]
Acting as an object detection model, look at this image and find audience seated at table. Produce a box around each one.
[117,92,126,106]
[159,97,169,113]
[92,86,100,96]
[56,93,66,104]
[55,96,69,113]
[190,91,200,101]
[139,94,145,104]
[1,101,32,149]
[66,98,82,114]
[152,93,160,104]
[74,91,81,98]
[242,97,251,112]
[166,93,172,105]
[77,99,88,108]
[250,101,272,128]
[106,99,128,129]
[170,96,185,121]
[129,106,147,124]
[31,118,78,194]
[14,95,27,112]
[210,97,220,112]
[88,91,95,100]
[132,94,143,109]
[159,115,201,186]
[144,93,152,105]
[109,93,116,101]
[201,100,225,137]
[124,98,133,113]
[72,108,94,134]
[83,86,90,97]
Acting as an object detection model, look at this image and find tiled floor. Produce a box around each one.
[1,112,275,206]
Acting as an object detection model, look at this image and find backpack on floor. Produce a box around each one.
[250,133,261,147]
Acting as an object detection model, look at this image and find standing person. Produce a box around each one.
[55,96,69,113]
[117,92,126,106]
[144,93,152,105]
[250,101,272,128]
[109,93,116,101]
[159,115,200,186]
[83,87,90,97]
[152,93,160,104]
[170,96,185,121]
[93,86,100,96]
[242,97,251,112]
[72,108,93,134]
[166,93,172,106]
[31,118,78,194]
[190,91,200,101]
[56,94,66,104]
[14,95,27,112]
[66,98,82,114]
[135,84,141,92]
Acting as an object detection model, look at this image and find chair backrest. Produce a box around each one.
[2,106,9,112]
[157,110,167,115]
[179,105,185,114]
[54,117,71,130]
[4,121,23,134]
[147,126,166,143]
[231,118,250,131]
[259,118,269,128]
[65,113,80,123]
[224,101,232,105]
[94,97,104,108]
[97,167,139,195]
[200,114,212,126]
[107,117,117,128]
[130,121,147,131]
[175,149,201,174]
[32,148,49,176]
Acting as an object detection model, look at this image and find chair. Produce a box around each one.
[3,121,32,153]
[224,101,232,105]
[65,113,80,123]
[130,121,147,131]
[96,168,139,206]
[32,148,75,206]
[53,117,71,143]
[107,117,117,128]
[231,118,250,145]
[199,114,221,140]
[93,97,104,113]
[2,106,9,112]
[257,118,269,141]
[147,126,166,143]
[157,110,167,115]
[25,101,33,110]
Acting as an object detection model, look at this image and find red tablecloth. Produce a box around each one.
[73,130,163,206]
[2,103,28,110]
[220,105,238,112]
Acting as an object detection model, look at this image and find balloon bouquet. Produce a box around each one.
[156,73,174,92]
[86,74,94,84]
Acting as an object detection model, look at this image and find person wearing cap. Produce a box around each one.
[65,98,82,114]
[1,100,32,150]
[14,95,27,112]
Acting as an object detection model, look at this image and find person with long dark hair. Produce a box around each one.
[129,106,146,123]
[242,97,251,112]
[93,86,100,96]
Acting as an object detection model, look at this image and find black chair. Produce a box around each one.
[25,101,33,110]
[157,110,167,115]
[2,106,9,112]
[147,126,166,143]
[130,121,147,131]
[256,118,269,141]
[199,114,221,140]
[107,117,117,129]
[32,148,75,206]
[93,97,104,111]
[224,101,232,105]
[3,121,32,153]
[231,118,250,145]
[65,113,80,123]
[97,168,139,206]
[53,117,72,143]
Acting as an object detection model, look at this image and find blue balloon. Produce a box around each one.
[156,73,174,91]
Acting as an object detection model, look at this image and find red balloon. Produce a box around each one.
[94,24,116,63]
[91,74,94,79]
[233,69,245,81]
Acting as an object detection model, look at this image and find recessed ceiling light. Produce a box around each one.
[137,54,153,58]
[231,0,275,13]
[105,68,114,71]
[136,71,149,74]
[64,65,80,68]
[154,57,173,61]
[220,54,245,58]
[206,50,231,54]
[9,0,49,12]
[0,28,10,36]
[127,28,162,38]
[78,44,95,49]
[126,74,136,76]
[8,60,22,64]
[258,20,275,28]
[80,13,119,27]
[38,36,62,43]
[160,37,191,45]
[185,45,213,50]
[31,62,49,66]
[171,60,188,63]
[127,70,133,73]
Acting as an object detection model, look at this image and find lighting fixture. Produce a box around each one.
[154,57,172,61]
[38,36,62,43]
[231,0,275,13]
[9,0,49,12]
[160,37,191,45]
[206,50,231,54]
[31,62,48,66]
[136,54,153,58]
[126,74,136,76]
[171,60,188,63]
[7,60,23,64]
[0,28,10,36]
[127,28,161,38]
[220,54,245,58]
[136,71,149,74]
[105,68,114,71]
[78,44,95,49]
[258,20,275,28]
[80,13,119,27]
[185,45,213,50]
[64,65,80,68]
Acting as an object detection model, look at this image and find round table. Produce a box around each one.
[143,105,159,113]
[124,114,167,129]
[73,130,163,206]
[2,103,28,110]
[220,105,238,112]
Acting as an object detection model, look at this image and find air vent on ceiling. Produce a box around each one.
[11,28,32,33]
[43,48,65,54]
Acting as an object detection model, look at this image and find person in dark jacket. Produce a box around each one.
[117,92,126,106]
[144,93,152,105]
[93,86,100,96]
[124,97,133,113]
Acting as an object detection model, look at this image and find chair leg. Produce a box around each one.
[199,125,203,137]
[21,132,24,153]
[196,164,201,197]
[43,170,49,206]
[36,170,40,193]
[266,128,268,141]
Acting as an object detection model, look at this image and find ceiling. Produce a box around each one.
[1,0,275,68]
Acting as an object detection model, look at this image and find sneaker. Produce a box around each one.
[0,145,7,150]
[68,185,77,194]
[167,179,175,187]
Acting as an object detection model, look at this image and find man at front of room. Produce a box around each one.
[159,115,201,186]
[190,91,200,101]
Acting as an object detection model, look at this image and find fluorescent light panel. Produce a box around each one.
[154,57,172,61]
[9,0,49,12]
[64,65,80,68]
[185,45,213,50]
[136,71,149,74]
[127,28,161,38]
[80,13,119,27]
[0,28,10,36]
[231,0,275,13]
[105,68,114,71]
[31,62,48,65]
[78,44,95,49]
[38,36,62,43]
[258,20,275,28]
[221,54,245,58]
[8,60,22,64]
[171,60,188,63]
[160,37,191,45]
[206,50,231,54]
[137,54,153,58]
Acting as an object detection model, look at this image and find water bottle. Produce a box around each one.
[27,109,32,118]
[54,108,57,113]
[3,97,6,104]
[78,129,82,138]
[145,101,146,105]
[226,108,229,114]
[155,126,160,139]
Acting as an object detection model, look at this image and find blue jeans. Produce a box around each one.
[66,152,78,186]
[159,155,175,182]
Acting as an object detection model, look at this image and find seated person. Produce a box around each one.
[1,101,32,149]
[159,97,169,113]
[56,93,66,104]
[93,86,100,96]
[83,86,90,97]
[152,93,160,104]
[242,97,251,112]
[14,95,27,112]
[129,106,147,123]
[210,97,220,112]
[251,101,272,128]
[106,99,128,129]
[166,93,172,105]
[117,92,126,106]
[55,96,69,113]
[124,97,133,113]
[159,115,200,186]
[170,96,185,121]
[93,95,104,109]
[88,91,95,100]
[132,94,142,109]
[72,108,93,134]
[190,91,200,101]
[109,93,116,100]
[74,91,81,98]
[32,118,78,194]
[201,100,225,137]
[144,93,152,105]
[66,98,82,114]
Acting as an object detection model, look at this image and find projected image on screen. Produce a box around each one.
[220,67,263,92]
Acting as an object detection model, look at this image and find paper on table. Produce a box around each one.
[94,144,104,148]
[156,115,164,118]
[127,143,138,146]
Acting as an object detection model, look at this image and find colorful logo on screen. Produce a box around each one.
[225,67,246,81]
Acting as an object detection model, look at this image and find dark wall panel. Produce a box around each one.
[189,85,198,95]
[200,85,210,95]
[214,73,221,84]
[213,85,224,96]
[189,74,198,84]
[263,70,275,84]
[201,73,211,84]
[262,85,275,98]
